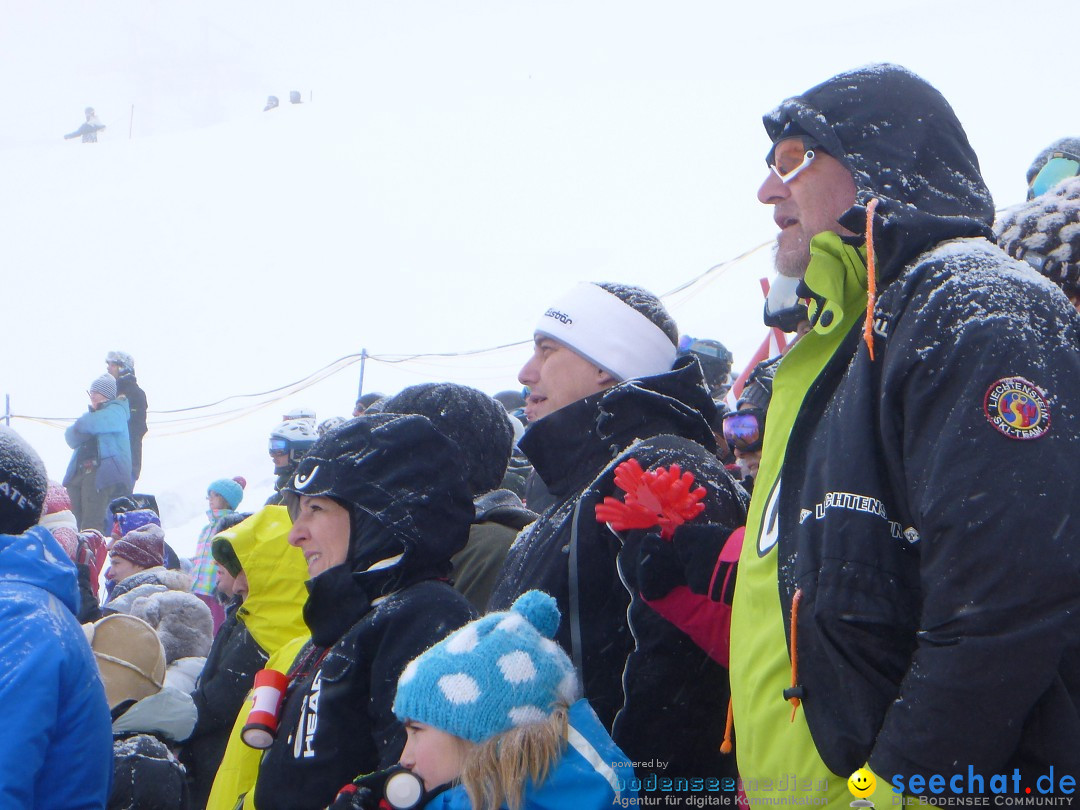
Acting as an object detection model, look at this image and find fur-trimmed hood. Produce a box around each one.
[130,589,214,664]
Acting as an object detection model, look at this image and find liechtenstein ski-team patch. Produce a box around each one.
[983,376,1050,440]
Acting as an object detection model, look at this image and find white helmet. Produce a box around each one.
[282,407,316,422]
[269,419,318,470]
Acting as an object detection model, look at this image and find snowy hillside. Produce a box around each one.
[3,0,1075,556]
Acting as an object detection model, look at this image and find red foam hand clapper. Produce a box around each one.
[595,458,707,539]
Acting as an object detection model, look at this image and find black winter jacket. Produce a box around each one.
[490,357,747,783]
[253,414,478,810]
[181,600,267,809]
[766,64,1080,782]
[116,371,147,480]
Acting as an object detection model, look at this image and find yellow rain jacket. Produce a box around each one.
[205,506,310,810]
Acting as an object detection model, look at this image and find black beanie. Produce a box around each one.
[0,426,48,535]
[737,358,780,410]
[382,383,514,496]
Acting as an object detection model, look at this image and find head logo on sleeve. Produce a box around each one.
[983,377,1050,440]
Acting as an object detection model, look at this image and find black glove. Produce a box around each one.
[637,532,684,602]
[638,524,736,602]
[328,784,379,810]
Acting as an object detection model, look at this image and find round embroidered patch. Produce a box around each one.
[983,377,1051,440]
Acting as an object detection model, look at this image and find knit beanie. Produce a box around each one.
[0,425,48,535]
[394,590,579,744]
[110,523,166,570]
[112,508,161,540]
[208,478,244,510]
[40,480,79,560]
[994,176,1080,299]
[382,383,514,496]
[737,357,780,410]
[84,613,166,709]
[90,374,117,400]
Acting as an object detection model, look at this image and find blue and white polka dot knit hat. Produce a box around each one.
[394,590,580,744]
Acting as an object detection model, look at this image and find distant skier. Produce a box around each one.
[64,107,105,143]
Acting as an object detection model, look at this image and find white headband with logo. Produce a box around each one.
[534,283,677,382]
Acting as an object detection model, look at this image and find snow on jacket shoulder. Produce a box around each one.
[783,235,1080,780]
[0,526,113,809]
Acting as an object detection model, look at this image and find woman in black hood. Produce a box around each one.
[252,413,478,810]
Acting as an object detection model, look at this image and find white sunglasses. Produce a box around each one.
[770,150,816,184]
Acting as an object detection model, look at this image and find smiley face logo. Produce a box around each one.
[848,768,877,799]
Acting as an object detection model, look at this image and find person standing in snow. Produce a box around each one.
[106,351,149,486]
[64,106,106,142]
[488,282,747,796]
[188,507,308,810]
[190,477,245,600]
[250,414,477,810]
[0,425,113,809]
[85,613,194,810]
[729,64,1080,802]
[64,373,132,532]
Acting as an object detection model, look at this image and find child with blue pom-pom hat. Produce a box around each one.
[378,590,638,810]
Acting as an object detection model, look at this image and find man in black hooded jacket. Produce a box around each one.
[252,414,477,810]
[490,281,747,792]
[729,64,1080,799]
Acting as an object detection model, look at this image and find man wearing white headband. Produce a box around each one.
[490,282,748,800]
[519,282,679,422]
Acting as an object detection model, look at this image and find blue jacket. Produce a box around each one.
[64,397,132,490]
[432,700,638,810]
[0,526,113,808]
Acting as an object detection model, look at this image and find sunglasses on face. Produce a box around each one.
[1029,154,1080,199]
[770,150,816,184]
[268,438,290,456]
[722,408,766,452]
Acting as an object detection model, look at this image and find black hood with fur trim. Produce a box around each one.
[764,63,995,284]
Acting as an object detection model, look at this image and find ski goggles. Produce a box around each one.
[678,336,728,359]
[268,438,290,456]
[722,408,766,453]
[1029,153,1080,199]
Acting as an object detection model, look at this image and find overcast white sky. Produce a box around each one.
[3,0,1077,554]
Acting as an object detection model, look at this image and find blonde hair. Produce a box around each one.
[458,702,569,810]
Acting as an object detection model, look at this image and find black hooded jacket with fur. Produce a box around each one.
[253,415,477,810]
[765,64,1080,781]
